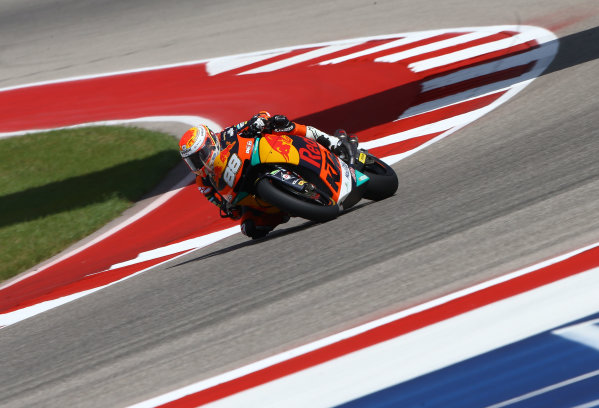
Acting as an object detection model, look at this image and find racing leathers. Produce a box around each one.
[196,111,340,239]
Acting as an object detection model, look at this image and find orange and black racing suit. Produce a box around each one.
[196,111,339,238]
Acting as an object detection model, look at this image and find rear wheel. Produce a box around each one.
[362,157,398,201]
[256,178,339,223]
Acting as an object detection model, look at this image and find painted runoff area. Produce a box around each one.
[1,25,558,326]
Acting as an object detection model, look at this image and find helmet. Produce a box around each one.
[179,125,219,175]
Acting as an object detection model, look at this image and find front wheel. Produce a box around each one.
[255,178,339,223]
[362,157,398,201]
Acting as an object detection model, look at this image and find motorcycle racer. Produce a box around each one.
[179,111,343,239]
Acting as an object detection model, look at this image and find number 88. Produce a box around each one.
[223,154,241,187]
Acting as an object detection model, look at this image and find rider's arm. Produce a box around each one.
[240,111,340,149]
[236,111,272,138]
[196,175,221,208]
[270,115,340,149]
[197,175,241,219]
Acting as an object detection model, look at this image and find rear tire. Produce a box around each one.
[362,158,398,201]
[256,178,339,223]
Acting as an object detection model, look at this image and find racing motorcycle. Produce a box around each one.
[212,128,398,223]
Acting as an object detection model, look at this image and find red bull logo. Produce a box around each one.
[264,134,293,161]
[259,134,300,165]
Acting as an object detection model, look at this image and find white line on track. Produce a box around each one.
[360,95,506,150]
[238,43,362,74]
[484,369,599,408]
[318,33,433,65]
[572,399,599,408]
[107,227,240,271]
[375,31,491,63]
[380,84,522,164]
[553,318,599,351]
[205,50,290,76]
[420,44,557,92]
[409,29,546,72]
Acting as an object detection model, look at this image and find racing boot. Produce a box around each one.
[240,208,290,239]
[349,133,359,149]
[330,129,359,163]
[306,126,340,150]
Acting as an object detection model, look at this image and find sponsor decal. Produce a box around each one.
[358,152,367,164]
[198,186,212,194]
[292,179,307,186]
[322,150,341,194]
[219,143,234,162]
[260,134,300,164]
[245,140,253,154]
[213,143,235,179]
[222,153,242,187]
[275,124,294,133]
[298,138,322,174]
[264,134,293,161]
[342,161,350,179]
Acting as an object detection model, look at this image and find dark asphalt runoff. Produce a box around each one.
[1,0,598,406]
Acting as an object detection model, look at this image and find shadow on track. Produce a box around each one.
[543,25,599,75]
[169,200,375,268]
[168,221,317,268]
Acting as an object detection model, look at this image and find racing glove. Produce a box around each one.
[225,204,242,220]
[246,116,268,136]
[270,114,295,133]
[208,193,242,220]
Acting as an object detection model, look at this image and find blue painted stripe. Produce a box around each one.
[337,313,599,408]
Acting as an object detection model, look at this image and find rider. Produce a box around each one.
[178,111,343,239]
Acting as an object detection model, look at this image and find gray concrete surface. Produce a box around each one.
[1,0,598,407]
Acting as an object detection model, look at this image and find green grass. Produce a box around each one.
[0,126,181,282]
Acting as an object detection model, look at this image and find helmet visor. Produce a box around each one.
[197,131,217,168]
[183,154,204,173]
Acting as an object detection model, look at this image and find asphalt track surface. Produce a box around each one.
[1,0,599,406]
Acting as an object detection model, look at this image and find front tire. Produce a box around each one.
[255,178,339,223]
[362,157,398,201]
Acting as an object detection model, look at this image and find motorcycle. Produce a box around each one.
[211,128,398,223]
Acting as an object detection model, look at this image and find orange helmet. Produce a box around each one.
[179,125,219,175]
